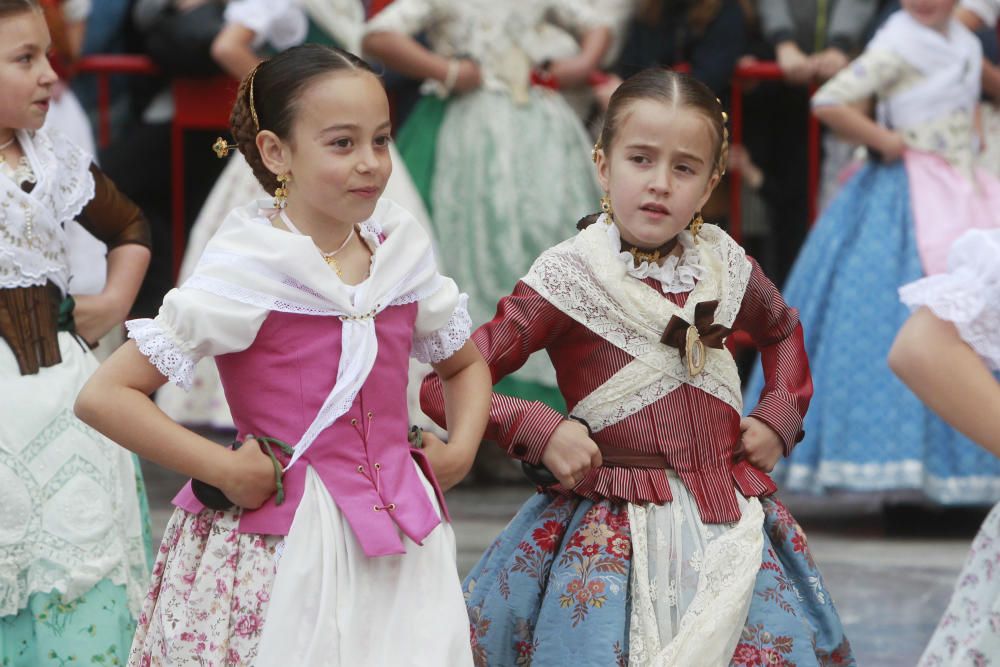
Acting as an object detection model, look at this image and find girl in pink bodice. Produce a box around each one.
[75,44,490,666]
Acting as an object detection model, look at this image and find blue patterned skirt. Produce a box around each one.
[464,491,853,666]
[744,162,1000,504]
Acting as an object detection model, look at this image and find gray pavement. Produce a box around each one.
[141,460,977,666]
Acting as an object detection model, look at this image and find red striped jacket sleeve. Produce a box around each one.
[419,281,571,464]
[737,258,813,454]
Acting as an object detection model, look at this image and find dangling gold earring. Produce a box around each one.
[273,173,290,209]
[600,194,614,224]
[689,212,704,244]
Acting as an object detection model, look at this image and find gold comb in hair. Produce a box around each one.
[212,137,237,159]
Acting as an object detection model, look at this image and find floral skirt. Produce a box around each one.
[918,502,1000,666]
[130,465,471,666]
[464,475,853,666]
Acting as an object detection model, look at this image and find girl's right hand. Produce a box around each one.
[452,59,482,93]
[878,131,907,162]
[540,420,602,489]
[220,439,278,510]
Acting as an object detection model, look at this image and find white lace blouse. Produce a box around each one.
[899,229,1000,370]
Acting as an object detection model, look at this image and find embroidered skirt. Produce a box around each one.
[744,161,1000,504]
[0,332,152,665]
[463,472,853,666]
[129,464,472,666]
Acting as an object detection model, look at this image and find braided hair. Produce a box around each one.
[597,68,729,179]
[228,44,378,193]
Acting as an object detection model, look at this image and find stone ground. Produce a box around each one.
[140,449,983,667]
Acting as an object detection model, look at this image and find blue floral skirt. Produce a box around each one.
[463,490,853,666]
[744,161,1000,504]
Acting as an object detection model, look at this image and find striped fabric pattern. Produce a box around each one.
[421,259,811,524]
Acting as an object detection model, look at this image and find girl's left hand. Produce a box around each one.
[737,417,784,473]
[421,431,477,492]
[72,293,129,345]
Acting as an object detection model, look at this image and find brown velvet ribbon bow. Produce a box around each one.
[659,300,731,376]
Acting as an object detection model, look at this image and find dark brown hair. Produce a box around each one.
[229,44,379,193]
[598,68,728,178]
[0,0,39,17]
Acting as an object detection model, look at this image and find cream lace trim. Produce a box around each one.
[126,318,197,390]
[607,223,706,294]
[627,498,764,666]
[0,129,94,291]
[0,155,36,187]
[412,293,471,364]
[523,220,750,430]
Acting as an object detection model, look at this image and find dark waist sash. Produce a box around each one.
[597,442,672,469]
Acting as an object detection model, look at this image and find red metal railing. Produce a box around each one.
[75,54,160,148]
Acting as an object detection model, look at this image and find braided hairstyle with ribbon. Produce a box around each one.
[222,44,378,193]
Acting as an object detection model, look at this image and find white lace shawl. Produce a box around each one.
[899,228,1000,370]
[128,198,469,468]
[522,216,753,431]
[0,128,94,291]
[866,11,982,130]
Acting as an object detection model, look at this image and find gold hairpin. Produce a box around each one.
[212,137,237,158]
[247,62,262,132]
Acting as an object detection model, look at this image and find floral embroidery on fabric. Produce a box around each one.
[129,508,281,666]
[732,624,795,667]
[508,497,576,588]
[555,503,631,626]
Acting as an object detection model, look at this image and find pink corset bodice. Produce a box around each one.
[172,303,447,557]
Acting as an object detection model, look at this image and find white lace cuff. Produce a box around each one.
[900,274,1000,371]
[411,294,471,364]
[126,318,198,390]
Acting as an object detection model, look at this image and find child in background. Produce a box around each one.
[364,1,611,410]
[0,1,153,664]
[744,0,1000,506]
[76,44,490,666]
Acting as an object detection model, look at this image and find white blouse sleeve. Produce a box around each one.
[899,229,1000,370]
[224,0,309,51]
[962,0,1000,26]
[411,275,472,364]
[364,0,446,36]
[812,49,908,108]
[126,287,270,390]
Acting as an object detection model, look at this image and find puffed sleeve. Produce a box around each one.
[125,287,269,390]
[811,49,908,108]
[962,0,1000,26]
[899,229,1000,370]
[223,0,308,50]
[364,0,446,36]
[411,275,472,364]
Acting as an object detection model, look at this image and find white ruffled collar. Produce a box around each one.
[605,218,706,293]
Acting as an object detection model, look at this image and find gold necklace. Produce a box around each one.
[320,229,356,277]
